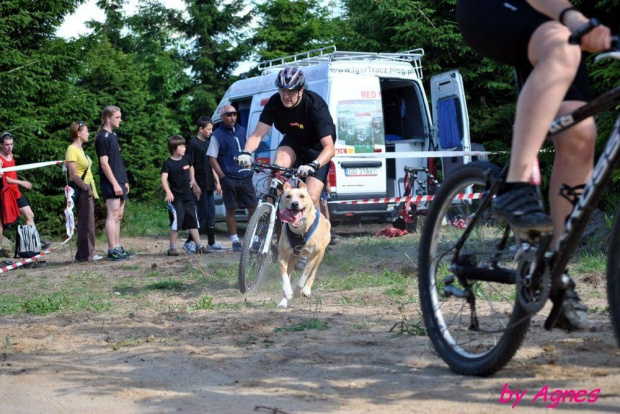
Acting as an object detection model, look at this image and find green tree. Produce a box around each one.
[252,0,334,62]
[0,0,89,234]
[181,0,254,121]
[339,0,516,151]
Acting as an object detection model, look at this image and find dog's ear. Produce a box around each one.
[298,181,307,189]
[283,182,292,191]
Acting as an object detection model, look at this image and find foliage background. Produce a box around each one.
[0,0,618,236]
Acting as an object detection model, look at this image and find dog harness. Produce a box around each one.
[285,206,321,256]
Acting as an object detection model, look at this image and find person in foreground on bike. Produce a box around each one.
[456,0,612,330]
[237,67,336,207]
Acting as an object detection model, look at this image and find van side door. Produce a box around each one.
[430,70,472,178]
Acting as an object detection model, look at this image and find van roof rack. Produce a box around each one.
[259,46,425,78]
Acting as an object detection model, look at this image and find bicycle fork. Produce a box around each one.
[261,204,277,255]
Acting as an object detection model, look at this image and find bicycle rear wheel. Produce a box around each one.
[607,208,620,347]
[418,162,531,376]
[239,203,273,294]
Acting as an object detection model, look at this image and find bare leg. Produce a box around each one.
[549,102,596,247]
[189,228,201,246]
[105,198,124,249]
[226,208,237,238]
[507,22,582,183]
[274,146,296,169]
[305,176,324,207]
[169,230,178,247]
[19,206,35,226]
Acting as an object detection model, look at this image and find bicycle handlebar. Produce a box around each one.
[233,157,314,177]
[250,161,315,178]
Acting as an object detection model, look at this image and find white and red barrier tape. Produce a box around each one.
[336,150,490,159]
[0,237,72,274]
[0,160,63,173]
[332,192,485,205]
[0,160,73,274]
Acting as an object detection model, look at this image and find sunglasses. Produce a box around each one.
[223,112,238,117]
[279,89,299,98]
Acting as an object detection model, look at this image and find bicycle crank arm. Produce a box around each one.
[452,265,516,284]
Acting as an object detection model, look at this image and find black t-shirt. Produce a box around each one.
[186,136,215,192]
[259,90,336,151]
[95,129,128,185]
[161,156,193,202]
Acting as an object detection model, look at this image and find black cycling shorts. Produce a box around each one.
[456,0,592,102]
[278,135,330,183]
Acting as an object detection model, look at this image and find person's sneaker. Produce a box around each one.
[167,247,179,257]
[107,248,128,261]
[41,241,52,250]
[206,242,229,252]
[555,279,590,331]
[119,246,136,258]
[183,240,197,254]
[295,256,308,271]
[92,254,103,261]
[232,241,242,253]
[493,184,554,236]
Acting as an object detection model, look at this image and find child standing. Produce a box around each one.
[161,136,209,256]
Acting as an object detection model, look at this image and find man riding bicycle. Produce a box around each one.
[456,0,612,330]
[237,67,336,207]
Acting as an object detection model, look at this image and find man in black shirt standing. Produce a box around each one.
[238,66,336,206]
[184,116,228,253]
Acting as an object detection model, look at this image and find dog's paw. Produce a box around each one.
[277,298,288,308]
[283,284,293,300]
[301,286,312,297]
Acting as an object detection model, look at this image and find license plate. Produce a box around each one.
[345,167,378,176]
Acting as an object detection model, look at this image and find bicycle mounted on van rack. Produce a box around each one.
[417,28,620,376]
[237,161,310,294]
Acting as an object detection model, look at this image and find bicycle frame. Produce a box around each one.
[451,86,620,292]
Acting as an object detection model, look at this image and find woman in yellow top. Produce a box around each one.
[65,122,99,262]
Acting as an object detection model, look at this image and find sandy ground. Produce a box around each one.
[0,229,619,414]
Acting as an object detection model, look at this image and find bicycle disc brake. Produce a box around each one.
[516,242,551,314]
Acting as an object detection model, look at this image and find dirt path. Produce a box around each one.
[1,235,619,413]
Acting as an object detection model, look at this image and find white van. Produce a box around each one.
[212,46,481,222]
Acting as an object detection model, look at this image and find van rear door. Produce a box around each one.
[330,76,387,197]
[430,70,472,177]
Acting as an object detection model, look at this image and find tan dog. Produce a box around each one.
[277,181,331,308]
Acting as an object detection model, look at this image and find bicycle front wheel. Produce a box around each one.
[418,162,531,376]
[239,203,273,294]
[607,207,620,347]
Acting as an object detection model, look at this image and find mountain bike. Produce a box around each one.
[418,32,620,376]
[238,162,303,294]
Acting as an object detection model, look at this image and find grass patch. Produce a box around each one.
[0,292,111,315]
[573,252,607,274]
[123,202,169,237]
[191,295,215,310]
[389,304,426,337]
[146,279,184,291]
[274,318,329,332]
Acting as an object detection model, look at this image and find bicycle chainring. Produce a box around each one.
[516,245,551,314]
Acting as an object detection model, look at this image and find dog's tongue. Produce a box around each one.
[279,209,304,227]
